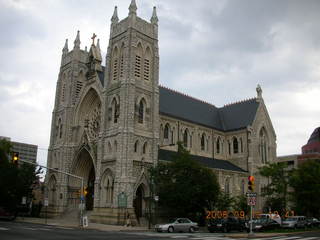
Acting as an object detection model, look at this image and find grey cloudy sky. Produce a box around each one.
[1,0,320,167]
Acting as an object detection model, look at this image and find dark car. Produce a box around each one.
[246,218,280,232]
[306,218,320,228]
[0,207,17,221]
[207,217,245,233]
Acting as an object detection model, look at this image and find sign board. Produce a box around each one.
[154,195,159,202]
[247,196,256,206]
[117,192,127,208]
[22,196,27,205]
[82,216,88,227]
[246,192,257,197]
[44,198,49,207]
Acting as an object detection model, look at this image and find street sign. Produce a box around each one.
[247,196,256,206]
[22,196,27,205]
[117,192,127,208]
[154,195,159,202]
[44,198,49,207]
[246,192,257,197]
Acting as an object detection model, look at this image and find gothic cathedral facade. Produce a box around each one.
[46,1,277,225]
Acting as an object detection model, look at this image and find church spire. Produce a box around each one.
[129,0,137,15]
[73,30,81,49]
[111,6,119,23]
[150,6,158,25]
[96,39,102,59]
[62,39,68,54]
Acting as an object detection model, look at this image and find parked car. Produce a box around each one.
[281,216,307,229]
[207,217,245,233]
[306,217,320,228]
[0,207,17,221]
[245,218,280,232]
[155,218,199,233]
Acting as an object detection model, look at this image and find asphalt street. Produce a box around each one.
[1,221,320,240]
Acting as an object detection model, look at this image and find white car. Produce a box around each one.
[155,218,199,233]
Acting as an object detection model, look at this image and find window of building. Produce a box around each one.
[142,142,147,154]
[233,137,238,154]
[216,137,220,154]
[164,124,169,140]
[134,140,139,153]
[138,99,144,124]
[225,178,230,195]
[201,134,205,151]
[183,129,188,148]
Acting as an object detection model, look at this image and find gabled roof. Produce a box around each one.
[158,149,247,173]
[159,86,259,132]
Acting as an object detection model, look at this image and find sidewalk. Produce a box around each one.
[15,217,150,232]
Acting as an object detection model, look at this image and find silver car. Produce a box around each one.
[155,218,199,233]
[281,216,307,229]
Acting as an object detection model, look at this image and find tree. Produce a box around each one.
[0,139,40,213]
[289,160,320,217]
[259,162,289,214]
[151,142,220,221]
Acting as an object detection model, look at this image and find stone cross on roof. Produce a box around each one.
[91,33,97,45]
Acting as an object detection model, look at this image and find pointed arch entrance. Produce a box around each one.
[70,146,95,211]
[134,184,146,219]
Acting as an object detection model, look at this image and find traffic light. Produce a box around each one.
[83,187,88,197]
[12,152,19,165]
[248,175,255,191]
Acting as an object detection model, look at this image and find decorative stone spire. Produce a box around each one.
[96,39,102,59]
[150,6,158,25]
[62,39,68,54]
[111,6,119,23]
[256,84,262,99]
[129,0,137,15]
[73,30,81,49]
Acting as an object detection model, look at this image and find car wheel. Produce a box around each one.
[189,227,195,233]
[168,226,174,233]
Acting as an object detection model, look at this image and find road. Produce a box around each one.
[1,221,320,240]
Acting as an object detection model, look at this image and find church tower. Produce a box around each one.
[91,0,160,224]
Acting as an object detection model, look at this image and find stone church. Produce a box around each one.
[46,0,277,224]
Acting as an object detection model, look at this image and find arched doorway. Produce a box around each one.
[70,146,95,211]
[134,185,145,219]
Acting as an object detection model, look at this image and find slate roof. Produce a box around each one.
[159,86,259,131]
[158,149,247,173]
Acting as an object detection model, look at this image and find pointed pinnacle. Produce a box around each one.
[74,30,81,49]
[151,6,158,24]
[129,0,137,15]
[111,6,119,23]
[63,39,69,53]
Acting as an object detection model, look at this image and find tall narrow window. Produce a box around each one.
[144,47,151,81]
[112,98,119,123]
[216,138,220,154]
[138,100,144,124]
[134,140,139,153]
[112,47,119,81]
[164,124,169,140]
[201,134,205,151]
[225,178,230,194]
[143,142,147,154]
[240,138,243,153]
[228,141,231,155]
[183,129,188,147]
[233,137,239,154]
[259,128,268,163]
